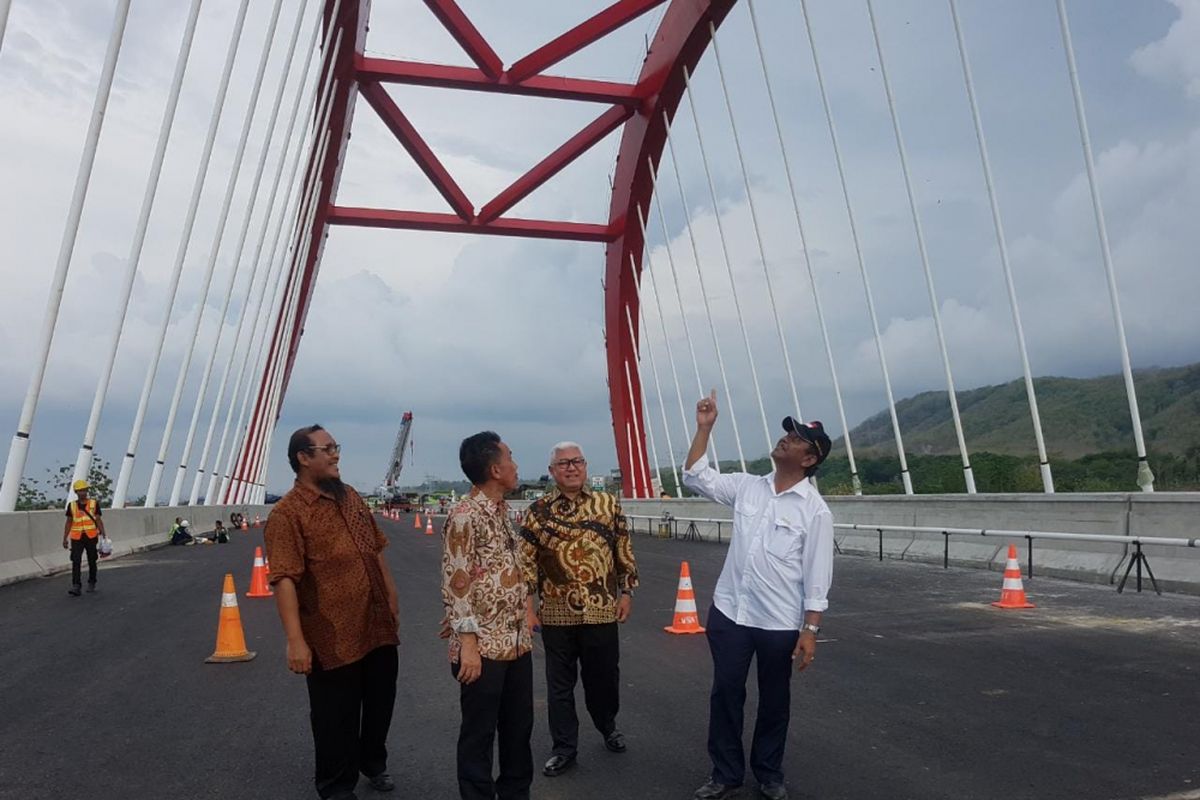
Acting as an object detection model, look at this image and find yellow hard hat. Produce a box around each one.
[72,479,90,491]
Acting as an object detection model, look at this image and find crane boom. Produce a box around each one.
[382,411,414,488]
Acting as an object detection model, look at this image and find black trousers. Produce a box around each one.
[305,645,399,799]
[69,536,98,586]
[453,653,533,800]
[541,622,620,757]
[705,605,799,787]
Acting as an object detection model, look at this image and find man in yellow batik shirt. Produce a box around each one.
[519,442,639,778]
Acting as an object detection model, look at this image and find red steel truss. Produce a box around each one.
[234,0,735,499]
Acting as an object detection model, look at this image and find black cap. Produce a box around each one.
[782,417,831,464]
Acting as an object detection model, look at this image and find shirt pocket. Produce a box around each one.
[764,518,805,562]
[735,501,761,528]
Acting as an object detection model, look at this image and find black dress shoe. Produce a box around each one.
[759,783,787,800]
[366,772,395,792]
[694,780,740,799]
[86,583,96,593]
[543,754,576,777]
[68,585,82,597]
[604,730,627,753]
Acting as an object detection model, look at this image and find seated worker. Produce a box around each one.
[169,518,194,546]
[214,520,229,544]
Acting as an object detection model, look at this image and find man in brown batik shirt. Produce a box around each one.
[266,425,401,800]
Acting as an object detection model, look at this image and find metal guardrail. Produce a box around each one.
[622,514,1200,595]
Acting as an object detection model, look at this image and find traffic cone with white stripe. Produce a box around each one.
[425,515,434,536]
[206,573,257,663]
[664,561,705,634]
[414,512,422,529]
[991,544,1035,609]
[246,546,273,598]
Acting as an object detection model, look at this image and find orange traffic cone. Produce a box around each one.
[414,512,422,529]
[992,544,1035,609]
[246,546,273,598]
[664,561,705,634]
[206,573,257,663]
[425,516,434,536]
[253,514,261,528]
[241,519,249,531]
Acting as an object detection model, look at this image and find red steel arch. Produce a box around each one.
[233,0,736,499]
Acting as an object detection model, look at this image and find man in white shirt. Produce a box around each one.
[683,391,834,800]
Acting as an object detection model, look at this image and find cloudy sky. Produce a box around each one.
[0,0,1196,500]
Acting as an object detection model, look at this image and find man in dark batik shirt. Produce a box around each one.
[520,441,639,778]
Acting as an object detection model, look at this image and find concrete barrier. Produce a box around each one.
[0,505,273,587]
[611,492,1200,595]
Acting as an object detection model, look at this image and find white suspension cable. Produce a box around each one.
[171,0,314,506]
[144,0,288,507]
[645,157,719,465]
[629,301,680,496]
[221,117,334,504]
[0,0,12,57]
[866,0,976,493]
[681,65,773,457]
[662,108,746,470]
[1055,0,1153,493]
[628,245,686,482]
[229,68,339,502]
[241,179,323,502]
[226,146,324,504]
[948,0,1054,492]
[0,0,131,511]
[210,34,343,505]
[233,115,333,502]
[110,0,253,508]
[799,0,913,494]
[745,0,860,494]
[194,1,335,506]
[623,360,651,498]
[69,0,205,488]
[708,19,803,426]
[634,204,699,452]
[633,351,662,498]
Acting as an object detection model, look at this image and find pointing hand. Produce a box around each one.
[696,389,718,430]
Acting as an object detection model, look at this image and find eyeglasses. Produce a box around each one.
[307,443,341,456]
[552,457,587,470]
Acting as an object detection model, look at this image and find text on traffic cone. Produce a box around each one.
[664,561,705,634]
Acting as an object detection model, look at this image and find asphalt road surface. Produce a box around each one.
[2,512,1198,800]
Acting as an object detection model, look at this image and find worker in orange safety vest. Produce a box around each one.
[62,479,107,596]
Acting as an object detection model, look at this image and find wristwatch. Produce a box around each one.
[620,589,634,598]
[800,622,820,635]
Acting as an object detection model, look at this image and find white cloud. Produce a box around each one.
[1,0,1197,496]
[1131,0,1200,97]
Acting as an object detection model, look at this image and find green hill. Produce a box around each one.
[842,363,1200,460]
[655,364,1200,495]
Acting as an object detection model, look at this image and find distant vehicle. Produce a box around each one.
[390,492,420,513]
[381,412,414,491]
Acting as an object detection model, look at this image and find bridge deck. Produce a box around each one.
[2,514,1197,799]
